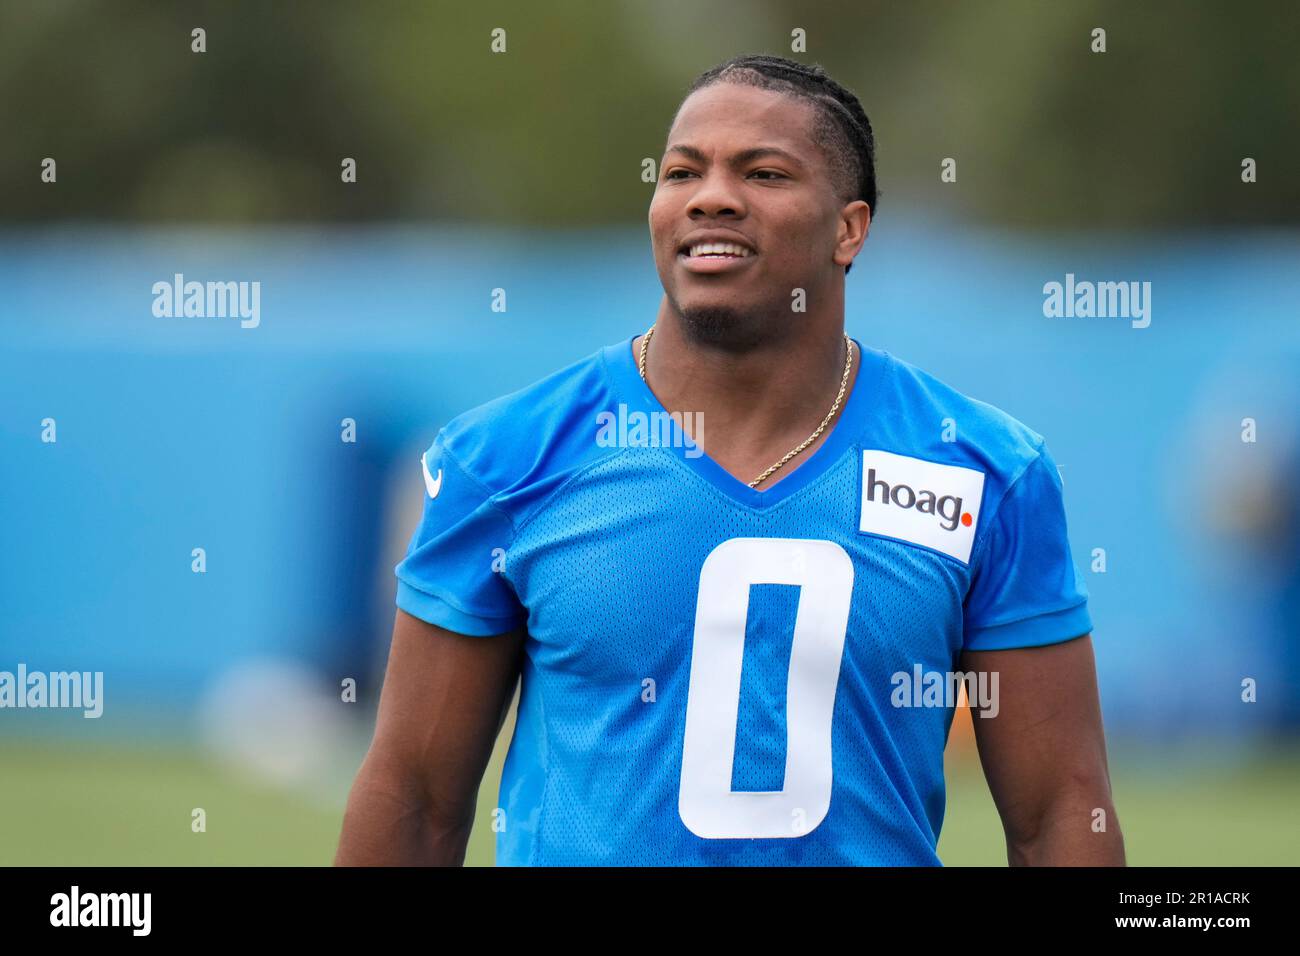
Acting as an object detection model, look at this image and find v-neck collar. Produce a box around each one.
[600,331,885,510]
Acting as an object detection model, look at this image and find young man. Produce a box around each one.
[336,54,1124,866]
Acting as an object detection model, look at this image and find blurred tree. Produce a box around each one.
[0,0,1295,228]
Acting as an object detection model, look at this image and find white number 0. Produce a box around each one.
[678,537,854,839]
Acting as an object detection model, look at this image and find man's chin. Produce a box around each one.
[676,302,775,351]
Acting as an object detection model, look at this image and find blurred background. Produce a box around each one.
[1,0,1297,865]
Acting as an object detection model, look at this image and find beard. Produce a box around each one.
[672,296,782,353]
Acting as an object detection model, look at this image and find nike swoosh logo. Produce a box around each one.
[421,454,443,499]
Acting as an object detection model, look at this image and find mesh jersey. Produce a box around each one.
[395,335,1093,865]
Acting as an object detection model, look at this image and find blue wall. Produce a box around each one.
[2,221,1297,740]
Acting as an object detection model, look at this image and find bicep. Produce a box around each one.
[369,608,525,822]
[959,634,1114,842]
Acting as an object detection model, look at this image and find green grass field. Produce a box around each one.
[2,734,1296,866]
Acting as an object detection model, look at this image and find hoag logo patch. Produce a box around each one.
[859,449,985,563]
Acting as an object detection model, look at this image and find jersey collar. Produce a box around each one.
[601,331,884,510]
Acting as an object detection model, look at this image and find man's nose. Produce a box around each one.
[688,171,745,218]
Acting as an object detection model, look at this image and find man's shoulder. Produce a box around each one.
[432,340,626,510]
[873,348,1048,486]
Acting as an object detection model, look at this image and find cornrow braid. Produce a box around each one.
[682,54,877,274]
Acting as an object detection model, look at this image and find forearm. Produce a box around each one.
[334,758,474,866]
[1006,795,1125,866]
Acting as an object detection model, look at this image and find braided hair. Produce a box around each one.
[681,55,877,274]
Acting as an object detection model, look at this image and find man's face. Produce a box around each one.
[648,82,855,348]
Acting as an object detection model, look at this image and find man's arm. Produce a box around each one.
[334,608,525,866]
[959,633,1125,866]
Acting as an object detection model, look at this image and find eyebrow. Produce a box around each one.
[665,144,804,168]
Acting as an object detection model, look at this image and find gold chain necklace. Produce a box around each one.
[637,324,854,489]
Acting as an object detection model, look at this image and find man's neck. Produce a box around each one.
[636,301,860,488]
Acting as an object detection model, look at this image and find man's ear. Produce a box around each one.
[835,199,871,271]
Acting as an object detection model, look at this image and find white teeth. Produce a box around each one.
[687,241,752,258]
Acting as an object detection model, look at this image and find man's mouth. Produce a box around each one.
[679,241,754,259]
[676,241,757,274]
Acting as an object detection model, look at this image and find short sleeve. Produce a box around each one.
[394,433,526,636]
[961,440,1093,651]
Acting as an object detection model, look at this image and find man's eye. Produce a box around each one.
[663,168,785,181]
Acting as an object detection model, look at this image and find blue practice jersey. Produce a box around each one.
[395,335,1093,865]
